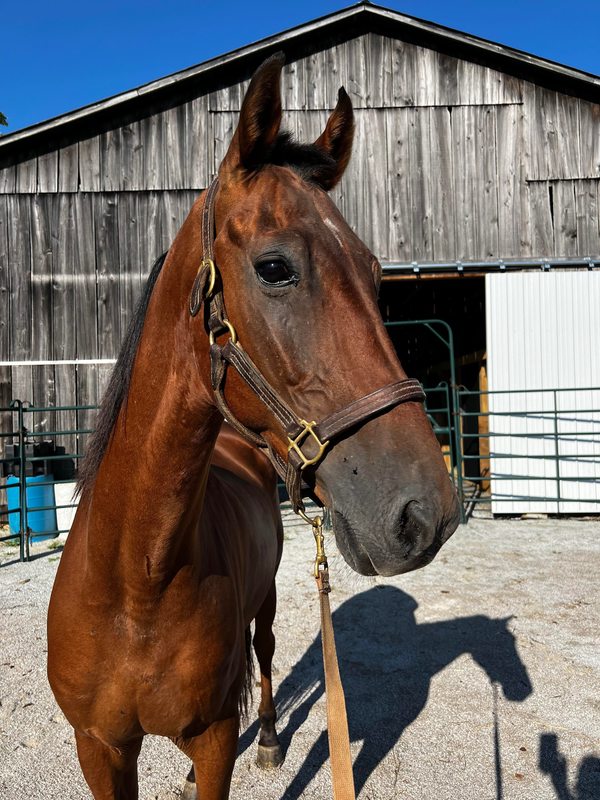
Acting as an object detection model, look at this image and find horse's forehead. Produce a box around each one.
[232,169,342,235]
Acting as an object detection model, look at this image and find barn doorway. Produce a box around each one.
[379,275,487,490]
[379,275,486,391]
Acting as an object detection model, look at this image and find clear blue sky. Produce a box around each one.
[3,1,599,133]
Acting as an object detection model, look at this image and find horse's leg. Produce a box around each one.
[74,730,142,800]
[253,581,283,768]
[177,716,239,800]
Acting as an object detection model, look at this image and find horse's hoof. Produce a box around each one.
[180,779,197,800]
[256,743,284,769]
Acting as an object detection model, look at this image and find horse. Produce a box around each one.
[47,53,460,799]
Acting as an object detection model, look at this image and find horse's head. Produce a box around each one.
[199,54,460,576]
[470,616,532,702]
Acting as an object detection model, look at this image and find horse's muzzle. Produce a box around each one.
[332,493,460,577]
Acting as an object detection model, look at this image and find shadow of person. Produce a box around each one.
[239,585,532,799]
[539,733,600,800]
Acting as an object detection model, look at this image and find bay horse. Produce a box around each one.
[47,54,460,799]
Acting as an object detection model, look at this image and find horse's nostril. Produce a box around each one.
[394,499,439,556]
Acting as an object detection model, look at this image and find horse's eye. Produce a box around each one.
[255,259,296,287]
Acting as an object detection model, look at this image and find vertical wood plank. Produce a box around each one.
[37,151,58,193]
[164,105,187,189]
[390,39,414,107]
[578,100,600,178]
[452,106,477,259]
[94,194,121,358]
[117,192,141,337]
[30,194,55,360]
[552,180,578,256]
[429,107,456,260]
[0,197,9,361]
[54,195,77,359]
[0,164,16,194]
[75,362,98,464]
[478,105,499,257]
[552,93,580,179]
[143,114,166,190]
[100,128,122,192]
[408,106,433,260]
[120,121,144,190]
[55,363,78,458]
[282,58,305,111]
[386,108,411,261]
[496,104,522,257]
[31,364,56,439]
[186,95,210,188]
[11,366,33,405]
[74,194,98,360]
[15,157,37,192]
[7,196,32,361]
[527,181,554,256]
[58,142,79,192]
[575,179,600,255]
[79,136,100,191]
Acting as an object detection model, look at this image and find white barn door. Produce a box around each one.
[485,272,600,514]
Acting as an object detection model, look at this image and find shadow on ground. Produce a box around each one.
[239,585,533,799]
[540,733,600,800]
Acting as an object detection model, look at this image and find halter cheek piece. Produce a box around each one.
[190,177,426,513]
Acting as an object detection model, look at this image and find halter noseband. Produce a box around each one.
[190,177,426,513]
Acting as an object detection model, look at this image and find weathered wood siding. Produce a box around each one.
[0,32,598,410]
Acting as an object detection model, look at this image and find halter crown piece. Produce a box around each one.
[190,177,426,513]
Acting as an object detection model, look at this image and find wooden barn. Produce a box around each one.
[1,2,599,513]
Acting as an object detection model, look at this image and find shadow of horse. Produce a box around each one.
[540,733,600,800]
[239,585,532,798]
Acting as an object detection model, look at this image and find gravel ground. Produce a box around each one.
[1,513,599,799]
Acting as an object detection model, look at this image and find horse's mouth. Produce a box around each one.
[331,509,444,577]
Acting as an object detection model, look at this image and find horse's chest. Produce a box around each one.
[125,574,244,735]
[59,573,245,740]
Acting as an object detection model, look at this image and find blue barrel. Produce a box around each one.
[6,475,58,541]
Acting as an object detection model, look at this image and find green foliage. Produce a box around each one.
[0,112,7,127]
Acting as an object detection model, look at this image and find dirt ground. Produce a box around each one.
[1,512,599,800]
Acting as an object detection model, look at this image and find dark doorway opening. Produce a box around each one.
[379,274,486,390]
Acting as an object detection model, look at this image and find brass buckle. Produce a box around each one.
[287,420,329,470]
[201,257,217,298]
[209,318,238,346]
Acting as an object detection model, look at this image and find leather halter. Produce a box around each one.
[190,177,426,513]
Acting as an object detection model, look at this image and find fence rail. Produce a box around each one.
[457,386,600,516]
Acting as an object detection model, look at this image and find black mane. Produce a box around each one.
[76,252,168,497]
[267,131,337,184]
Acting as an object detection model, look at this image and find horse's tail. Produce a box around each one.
[239,626,254,723]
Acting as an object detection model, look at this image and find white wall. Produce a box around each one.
[485,271,600,514]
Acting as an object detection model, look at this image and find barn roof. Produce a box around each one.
[2,1,599,155]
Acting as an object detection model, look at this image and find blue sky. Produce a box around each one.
[2,1,599,133]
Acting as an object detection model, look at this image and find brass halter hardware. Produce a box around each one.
[298,509,329,580]
[209,319,238,346]
[287,420,330,470]
[201,257,217,299]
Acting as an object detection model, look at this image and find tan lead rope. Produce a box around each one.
[308,515,356,800]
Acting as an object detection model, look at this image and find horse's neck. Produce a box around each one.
[84,238,219,584]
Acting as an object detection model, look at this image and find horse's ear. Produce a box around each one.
[312,87,354,190]
[220,53,284,178]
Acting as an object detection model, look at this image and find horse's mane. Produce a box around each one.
[267,131,337,185]
[76,252,168,498]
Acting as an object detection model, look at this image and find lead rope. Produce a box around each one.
[301,509,356,800]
